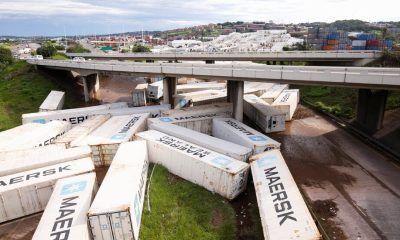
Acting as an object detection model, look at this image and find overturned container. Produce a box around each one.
[0,145,91,176]
[173,90,227,109]
[0,121,71,151]
[92,104,171,118]
[243,94,286,133]
[212,118,280,154]
[88,141,149,240]
[136,130,250,200]
[260,84,289,104]
[271,89,299,121]
[250,150,321,240]
[149,123,252,162]
[161,102,232,117]
[0,157,94,223]
[132,83,148,107]
[32,172,98,240]
[244,82,274,96]
[39,90,65,112]
[176,81,226,94]
[71,113,149,166]
[147,80,163,100]
[22,102,128,125]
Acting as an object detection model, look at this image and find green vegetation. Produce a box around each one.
[0,61,81,131]
[300,86,400,119]
[0,46,13,68]
[50,52,68,60]
[140,165,236,240]
[331,19,378,32]
[36,41,63,58]
[132,44,151,53]
[66,43,90,53]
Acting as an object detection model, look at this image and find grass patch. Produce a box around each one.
[140,164,236,240]
[0,61,81,131]
[50,53,68,60]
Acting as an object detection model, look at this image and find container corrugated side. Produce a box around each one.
[161,103,232,117]
[176,82,226,93]
[250,150,321,240]
[0,158,95,223]
[271,89,299,121]
[174,90,226,109]
[32,173,97,240]
[147,80,163,99]
[55,115,111,148]
[22,102,128,125]
[136,130,249,199]
[92,104,171,118]
[88,141,149,240]
[0,145,91,176]
[243,94,286,133]
[72,113,149,166]
[148,112,231,135]
[260,84,289,104]
[212,118,280,154]
[0,121,72,151]
[39,90,65,112]
[149,123,252,162]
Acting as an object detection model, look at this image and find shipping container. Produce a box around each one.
[259,84,289,104]
[243,94,286,133]
[55,115,111,148]
[0,121,71,151]
[271,89,299,121]
[132,83,148,107]
[250,150,321,240]
[366,40,384,47]
[174,90,226,108]
[176,82,226,94]
[161,103,232,117]
[148,112,230,135]
[136,130,249,199]
[92,104,171,118]
[39,90,65,112]
[147,80,163,99]
[88,141,149,240]
[22,102,128,125]
[0,145,91,176]
[244,82,274,96]
[72,113,149,166]
[212,118,280,154]
[0,158,94,223]
[32,173,97,240]
[149,123,252,162]
[356,33,377,41]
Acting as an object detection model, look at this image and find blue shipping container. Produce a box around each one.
[357,34,377,41]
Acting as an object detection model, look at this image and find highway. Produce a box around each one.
[28,59,400,90]
[66,50,381,62]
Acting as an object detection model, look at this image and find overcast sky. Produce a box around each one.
[0,0,399,36]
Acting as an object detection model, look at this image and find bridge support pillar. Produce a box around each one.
[163,77,177,108]
[81,76,90,103]
[227,80,244,122]
[354,89,388,134]
[205,60,215,64]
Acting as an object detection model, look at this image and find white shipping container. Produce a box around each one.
[352,40,367,46]
[22,102,128,125]
[132,83,148,107]
[72,113,149,166]
[244,82,274,96]
[271,89,299,121]
[92,104,171,118]
[88,141,149,240]
[0,121,71,151]
[212,118,280,154]
[55,115,111,148]
[260,84,289,104]
[243,94,286,133]
[136,130,250,199]
[149,123,252,162]
[161,103,232,117]
[147,80,163,99]
[174,90,226,109]
[148,112,230,135]
[0,145,91,176]
[250,150,321,240]
[176,82,226,94]
[0,158,95,223]
[32,173,98,240]
[39,90,65,112]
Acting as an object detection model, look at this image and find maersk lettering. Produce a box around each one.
[118,116,140,134]
[172,113,218,121]
[158,136,211,158]
[224,120,254,136]
[0,165,71,187]
[50,196,78,240]
[36,131,67,147]
[263,167,297,226]
[134,157,149,225]
[279,93,290,103]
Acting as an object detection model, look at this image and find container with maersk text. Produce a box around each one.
[212,118,280,154]
[0,158,95,223]
[136,130,250,200]
[32,172,98,240]
[88,141,149,240]
[271,89,299,121]
[250,150,321,240]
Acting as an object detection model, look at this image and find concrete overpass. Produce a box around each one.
[27,59,400,133]
[66,51,382,66]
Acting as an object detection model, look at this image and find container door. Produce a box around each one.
[111,212,134,240]
[88,215,113,240]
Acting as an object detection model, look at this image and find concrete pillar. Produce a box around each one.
[355,89,388,134]
[81,76,89,103]
[163,76,177,107]
[227,80,244,122]
[205,60,215,64]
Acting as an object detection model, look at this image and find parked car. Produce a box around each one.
[31,55,44,60]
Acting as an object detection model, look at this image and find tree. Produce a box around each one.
[131,44,151,53]
[36,42,57,58]
[0,47,13,65]
[66,43,90,53]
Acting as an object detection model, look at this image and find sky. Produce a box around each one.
[0,0,399,36]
